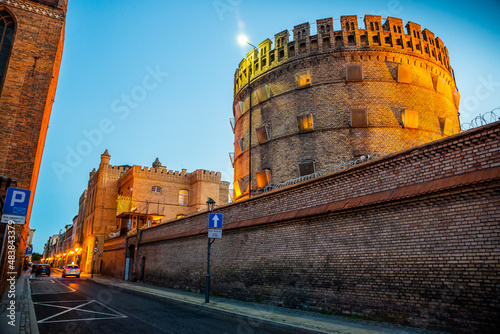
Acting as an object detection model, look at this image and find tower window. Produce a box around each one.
[0,11,15,91]
[432,75,446,94]
[402,109,419,129]
[397,64,412,83]
[297,113,314,132]
[439,117,453,135]
[256,84,270,103]
[346,64,363,81]
[256,125,271,144]
[234,138,244,156]
[372,35,380,44]
[299,160,316,177]
[350,109,368,127]
[348,35,355,45]
[256,169,271,188]
[370,22,374,31]
[178,190,189,206]
[295,69,311,88]
[323,37,330,48]
[151,186,162,193]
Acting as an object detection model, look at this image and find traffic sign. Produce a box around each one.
[2,187,31,216]
[208,213,223,229]
[1,214,26,225]
[25,246,33,255]
[93,247,99,253]
[208,229,222,239]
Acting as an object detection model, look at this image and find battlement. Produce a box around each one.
[126,165,221,183]
[234,15,452,95]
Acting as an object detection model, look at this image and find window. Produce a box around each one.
[397,64,412,83]
[372,35,380,44]
[432,75,446,94]
[234,101,244,118]
[229,152,235,167]
[256,169,271,188]
[348,35,355,45]
[299,42,306,52]
[234,139,244,156]
[0,11,15,91]
[256,84,270,103]
[345,22,349,31]
[402,109,419,129]
[299,160,316,177]
[311,40,318,49]
[295,70,311,88]
[178,190,189,206]
[151,186,162,193]
[439,117,453,135]
[385,36,391,45]
[233,178,248,197]
[229,118,235,134]
[335,35,342,47]
[350,109,368,127]
[346,64,363,81]
[297,113,314,132]
[453,91,460,107]
[350,22,354,30]
[370,22,374,31]
[375,22,380,30]
[322,37,330,48]
[256,125,271,144]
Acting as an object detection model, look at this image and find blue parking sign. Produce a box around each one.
[2,187,31,216]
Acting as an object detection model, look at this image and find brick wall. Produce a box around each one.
[106,121,500,332]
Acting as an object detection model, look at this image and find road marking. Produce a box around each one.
[37,299,127,323]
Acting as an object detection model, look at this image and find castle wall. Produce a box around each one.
[232,15,460,200]
[108,121,500,333]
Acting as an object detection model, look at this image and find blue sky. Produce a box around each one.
[29,0,500,252]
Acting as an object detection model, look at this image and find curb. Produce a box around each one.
[88,278,328,334]
[27,278,39,334]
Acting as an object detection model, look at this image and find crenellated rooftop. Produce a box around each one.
[234,15,452,95]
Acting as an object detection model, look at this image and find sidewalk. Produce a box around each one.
[88,275,449,334]
[0,271,38,334]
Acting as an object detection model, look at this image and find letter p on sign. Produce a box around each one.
[11,191,25,206]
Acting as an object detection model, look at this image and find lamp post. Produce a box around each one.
[205,197,216,303]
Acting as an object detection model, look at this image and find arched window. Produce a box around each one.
[345,22,349,31]
[151,186,162,193]
[350,22,354,31]
[370,22,374,31]
[0,10,15,89]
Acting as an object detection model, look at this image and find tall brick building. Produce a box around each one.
[231,15,460,200]
[80,150,229,274]
[0,0,67,293]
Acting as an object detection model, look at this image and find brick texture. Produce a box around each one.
[105,121,500,333]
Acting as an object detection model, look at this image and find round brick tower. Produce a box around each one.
[231,15,460,200]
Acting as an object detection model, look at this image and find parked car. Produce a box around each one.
[35,264,50,276]
[62,264,81,278]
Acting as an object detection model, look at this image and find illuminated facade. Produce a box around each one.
[231,15,460,200]
[80,150,229,274]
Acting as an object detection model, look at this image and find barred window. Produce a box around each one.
[151,186,162,193]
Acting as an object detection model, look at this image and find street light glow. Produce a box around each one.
[237,34,248,47]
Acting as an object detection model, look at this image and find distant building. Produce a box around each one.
[79,150,229,274]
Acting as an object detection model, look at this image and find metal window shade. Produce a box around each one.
[432,75,446,94]
[397,64,412,83]
[256,85,270,103]
[453,91,460,107]
[256,125,270,144]
[346,64,363,81]
[256,169,271,188]
[234,139,243,156]
[229,153,235,167]
[299,161,316,176]
[402,109,419,129]
[234,101,243,119]
[295,70,311,88]
[229,118,235,133]
[297,114,314,132]
[350,109,368,127]
[439,117,453,134]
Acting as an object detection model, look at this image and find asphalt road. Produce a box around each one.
[30,277,294,334]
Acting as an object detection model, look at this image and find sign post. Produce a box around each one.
[91,246,98,278]
[206,213,223,303]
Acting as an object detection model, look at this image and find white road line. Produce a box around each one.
[38,315,127,324]
[36,299,128,324]
[33,300,90,304]
[38,300,94,323]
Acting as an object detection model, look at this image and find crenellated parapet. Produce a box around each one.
[126,165,221,184]
[234,15,452,95]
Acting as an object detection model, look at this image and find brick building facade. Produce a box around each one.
[232,15,460,200]
[81,150,229,274]
[0,0,67,294]
[104,121,499,333]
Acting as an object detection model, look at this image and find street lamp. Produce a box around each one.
[205,197,216,303]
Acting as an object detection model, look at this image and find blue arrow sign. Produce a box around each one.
[2,187,31,216]
[208,213,223,229]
